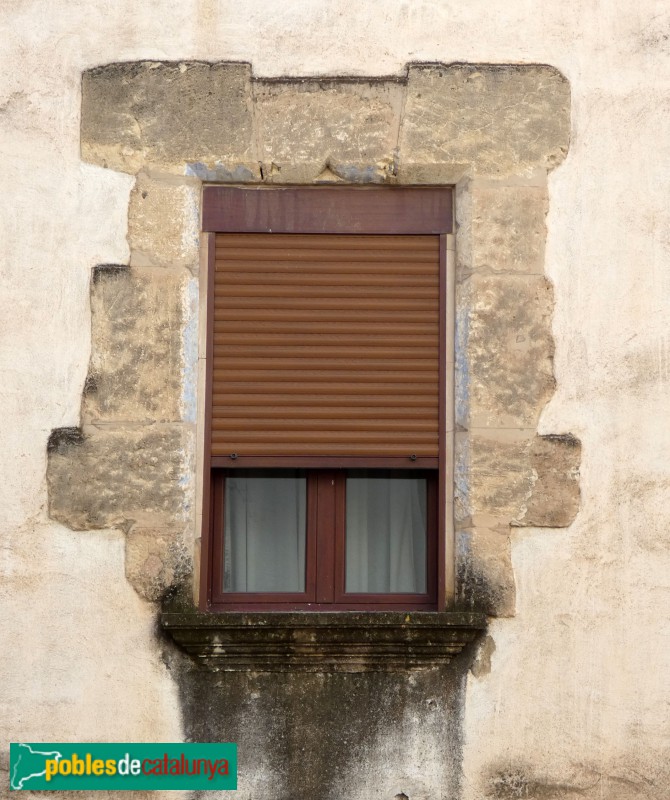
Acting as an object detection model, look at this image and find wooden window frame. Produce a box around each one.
[199,186,454,612]
[210,469,439,611]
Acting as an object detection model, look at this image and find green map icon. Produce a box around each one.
[10,744,64,790]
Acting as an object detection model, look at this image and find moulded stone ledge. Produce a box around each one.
[160,605,487,673]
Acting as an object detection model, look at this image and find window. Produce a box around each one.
[210,468,437,608]
[199,187,453,611]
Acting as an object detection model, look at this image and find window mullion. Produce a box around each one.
[314,471,336,603]
[305,472,319,602]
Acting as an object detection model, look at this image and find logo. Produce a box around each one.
[10,743,237,791]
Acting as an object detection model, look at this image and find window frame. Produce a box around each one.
[199,186,454,612]
[209,468,439,610]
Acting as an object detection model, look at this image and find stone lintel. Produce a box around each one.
[81,61,570,180]
[81,61,254,173]
[401,63,570,177]
[253,78,404,184]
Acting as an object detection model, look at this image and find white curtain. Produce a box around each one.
[345,474,427,593]
[224,473,306,592]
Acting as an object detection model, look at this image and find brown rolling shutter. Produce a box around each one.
[211,233,439,458]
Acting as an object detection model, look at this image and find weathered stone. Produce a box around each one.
[165,608,474,800]
[47,425,185,531]
[185,162,261,182]
[81,62,254,173]
[396,161,471,185]
[483,762,666,800]
[83,265,184,424]
[400,64,570,177]
[161,599,487,672]
[128,172,200,268]
[456,432,581,529]
[457,183,548,276]
[126,524,191,601]
[456,432,534,527]
[71,61,581,641]
[486,765,593,799]
[457,274,555,429]
[47,426,86,453]
[520,434,581,527]
[254,79,403,183]
[470,634,496,679]
[456,528,515,617]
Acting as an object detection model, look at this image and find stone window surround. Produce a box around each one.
[45,60,581,626]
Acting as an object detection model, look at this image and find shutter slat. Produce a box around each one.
[213,381,434,395]
[214,321,438,335]
[212,370,437,383]
[214,357,437,370]
[213,344,439,358]
[213,406,437,419]
[212,431,437,443]
[214,284,437,299]
[212,419,436,432]
[214,298,437,312]
[215,271,438,287]
[213,311,437,324]
[215,261,438,273]
[213,394,438,407]
[214,335,437,348]
[211,233,439,458]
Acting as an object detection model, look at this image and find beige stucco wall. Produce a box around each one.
[1,2,669,799]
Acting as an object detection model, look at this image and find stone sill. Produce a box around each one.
[160,608,487,673]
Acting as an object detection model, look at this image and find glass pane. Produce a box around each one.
[345,470,427,594]
[223,470,306,593]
